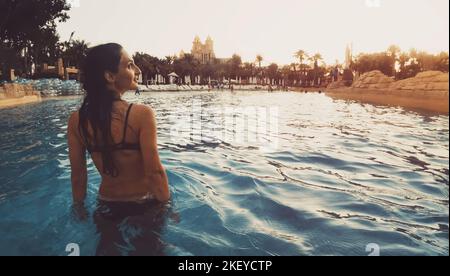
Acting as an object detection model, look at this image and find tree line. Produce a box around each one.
[1,1,448,85]
[133,50,330,87]
[351,45,449,80]
[1,0,90,80]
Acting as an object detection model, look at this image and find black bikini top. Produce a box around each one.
[86,104,141,154]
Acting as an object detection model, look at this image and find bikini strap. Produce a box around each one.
[121,104,133,143]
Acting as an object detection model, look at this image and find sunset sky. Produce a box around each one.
[57,0,449,65]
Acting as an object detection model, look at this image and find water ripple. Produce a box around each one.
[0,91,448,256]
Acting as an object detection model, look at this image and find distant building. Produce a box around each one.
[192,36,215,64]
[179,36,230,64]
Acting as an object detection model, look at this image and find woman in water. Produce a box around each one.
[67,43,170,205]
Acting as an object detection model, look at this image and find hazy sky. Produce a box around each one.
[57,0,449,65]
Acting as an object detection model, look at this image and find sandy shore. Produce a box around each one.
[326,88,449,115]
[0,95,42,110]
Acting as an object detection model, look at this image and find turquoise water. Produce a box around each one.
[0,91,448,256]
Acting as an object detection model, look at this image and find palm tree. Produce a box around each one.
[282,65,292,86]
[267,63,279,84]
[294,50,309,68]
[242,62,254,83]
[397,52,410,79]
[398,52,409,68]
[437,52,449,72]
[256,55,263,68]
[387,45,401,76]
[294,50,309,85]
[180,54,200,84]
[255,55,263,84]
[308,53,323,86]
[133,52,160,85]
[200,63,215,83]
[290,63,297,72]
[387,45,401,59]
[165,56,175,66]
[409,48,421,72]
[310,53,323,66]
[62,39,89,68]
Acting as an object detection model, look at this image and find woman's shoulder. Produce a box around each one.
[131,103,154,112]
[130,104,157,129]
[131,104,156,118]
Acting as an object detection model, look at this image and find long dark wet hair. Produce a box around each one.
[79,43,123,177]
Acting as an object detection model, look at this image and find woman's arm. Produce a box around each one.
[139,106,170,203]
[67,112,88,204]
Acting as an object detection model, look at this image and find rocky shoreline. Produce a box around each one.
[326,71,449,114]
[0,83,42,109]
